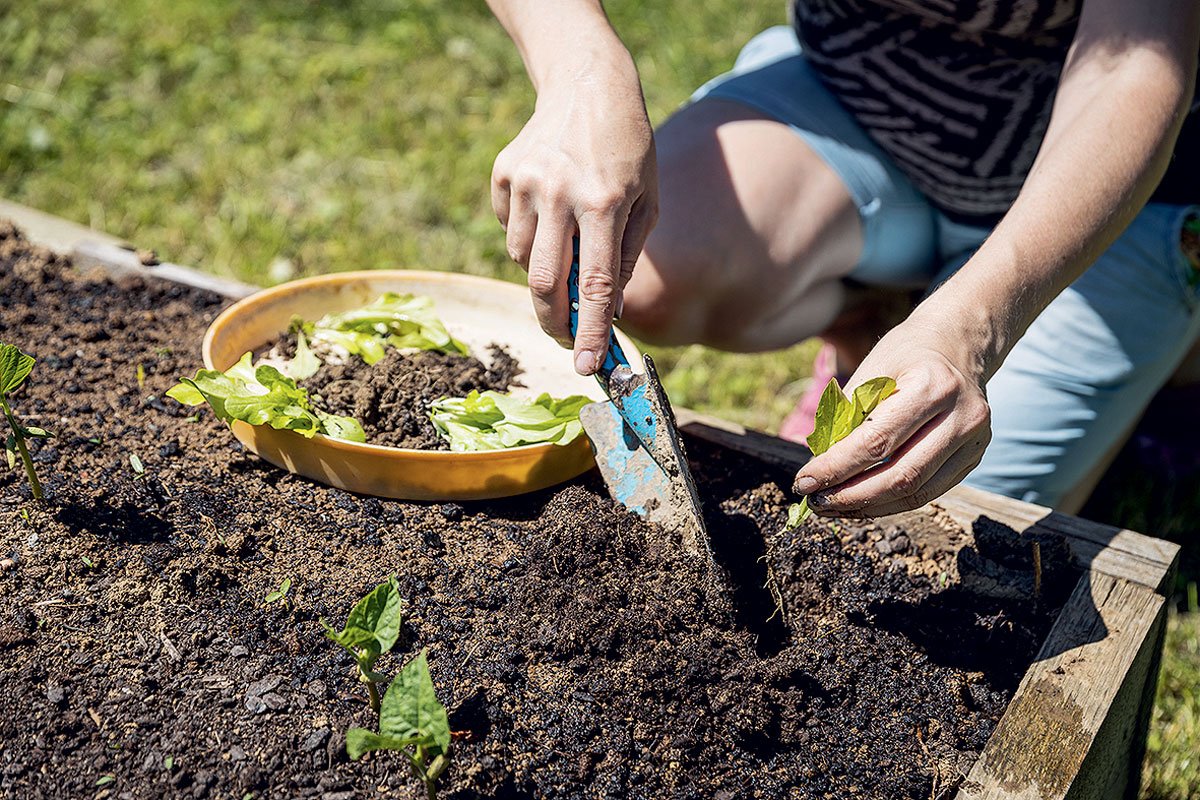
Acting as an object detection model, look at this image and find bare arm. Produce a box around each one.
[794,0,1200,516]
[487,0,658,374]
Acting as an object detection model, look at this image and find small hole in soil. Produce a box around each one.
[709,509,791,656]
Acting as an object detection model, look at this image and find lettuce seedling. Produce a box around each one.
[282,327,322,381]
[0,343,52,500]
[346,650,451,800]
[429,390,589,452]
[786,376,897,527]
[310,292,469,361]
[167,352,365,442]
[324,576,404,714]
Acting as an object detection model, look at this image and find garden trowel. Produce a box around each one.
[567,244,711,562]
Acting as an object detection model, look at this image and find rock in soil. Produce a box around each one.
[0,221,1070,800]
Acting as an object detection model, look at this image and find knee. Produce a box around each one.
[620,247,714,346]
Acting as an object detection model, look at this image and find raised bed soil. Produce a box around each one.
[0,224,1068,800]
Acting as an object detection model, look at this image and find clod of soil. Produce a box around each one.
[0,222,1069,800]
[302,345,522,449]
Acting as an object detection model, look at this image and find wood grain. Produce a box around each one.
[954,572,1167,800]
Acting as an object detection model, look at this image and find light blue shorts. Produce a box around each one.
[693,27,1200,507]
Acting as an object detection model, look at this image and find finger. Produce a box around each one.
[793,381,948,495]
[504,190,536,268]
[817,442,986,519]
[573,209,627,375]
[527,208,573,347]
[805,412,955,514]
[491,156,512,231]
[619,192,658,290]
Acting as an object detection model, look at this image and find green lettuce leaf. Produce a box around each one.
[284,328,322,380]
[167,352,365,442]
[314,293,468,358]
[429,390,589,451]
[786,375,897,528]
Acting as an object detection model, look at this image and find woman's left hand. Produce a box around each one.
[791,318,993,518]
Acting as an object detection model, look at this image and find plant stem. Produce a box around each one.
[366,679,380,716]
[1,398,42,500]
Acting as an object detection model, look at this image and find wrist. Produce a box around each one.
[906,289,1009,385]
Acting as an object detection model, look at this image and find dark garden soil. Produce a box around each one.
[0,222,1071,800]
[300,346,522,450]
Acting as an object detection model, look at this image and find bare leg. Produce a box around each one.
[620,99,865,352]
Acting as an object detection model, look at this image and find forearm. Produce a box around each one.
[911,3,1198,382]
[486,0,638,94]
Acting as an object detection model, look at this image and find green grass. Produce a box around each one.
[1,1,1197,796]
[1144,611,1200,799]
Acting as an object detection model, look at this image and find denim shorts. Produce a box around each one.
[692,26,1200,507]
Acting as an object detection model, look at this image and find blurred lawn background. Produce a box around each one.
[0,0,1195,795]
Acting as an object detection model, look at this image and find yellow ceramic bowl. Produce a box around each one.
[202,270,642,500]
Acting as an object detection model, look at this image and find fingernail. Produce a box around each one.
[575,350,596,375]
[793,476,819,495]
[807,493,829,509]
[614,292,625,320]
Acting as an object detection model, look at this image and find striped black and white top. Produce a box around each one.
[792,0,1199,224]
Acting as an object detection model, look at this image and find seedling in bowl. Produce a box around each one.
[167,353,365,442]
[0,343,52,500]
[323,576,404,714]
[346,649,451,800]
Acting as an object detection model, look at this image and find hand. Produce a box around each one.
[791,319,993,517]
[491,54,658,375]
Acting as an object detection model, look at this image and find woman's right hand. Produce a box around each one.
[490,41,657,376]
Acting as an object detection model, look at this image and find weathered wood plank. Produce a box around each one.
[675,409,1179,593]
[954,572,1167,800]
[0,199,125,251]
[1,199,256,300]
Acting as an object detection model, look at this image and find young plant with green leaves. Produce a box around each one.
[166,352,365,442]
[305,292,469,367]
[786,376,897,527]
[429,390,590,451]
[346,650,451,800]
[0,343,52,500]
[323,576,404,714]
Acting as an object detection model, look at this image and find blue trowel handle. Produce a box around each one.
[567,236,631,390]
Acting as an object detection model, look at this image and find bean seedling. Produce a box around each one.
[264,577,292,606]
[0,342,52,500]
[346,650,451,800]
[786,376,897,527]
[323,576,404,714]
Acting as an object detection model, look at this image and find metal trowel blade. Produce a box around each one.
[579,355,710,561]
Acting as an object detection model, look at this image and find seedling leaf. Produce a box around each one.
[378,650,451,757]
[314,292,468,357]
[430,390,589,451]
[0,342,48,499]
[791,376,898,526]
[167,352,365,442]
[324,576,403,660]
[805,376,896,457]
[0,343,35,395]
[345,729,423,761]
[285,328,322,380]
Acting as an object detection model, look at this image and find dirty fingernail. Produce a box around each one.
[575,350,596,374]
[807,493,830,509]
[793,476,819,495]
